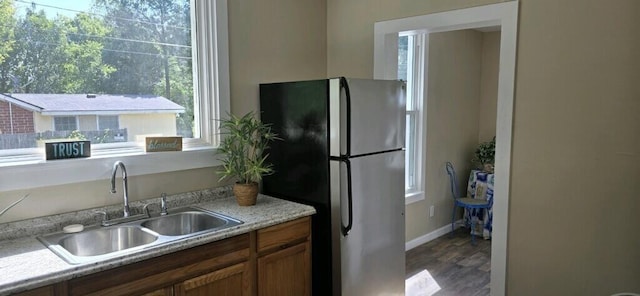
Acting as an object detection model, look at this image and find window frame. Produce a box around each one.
[0,0,230,192]
[400,32,427,205]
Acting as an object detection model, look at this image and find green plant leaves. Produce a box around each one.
[217,111,280,184]
[473,136,495,165]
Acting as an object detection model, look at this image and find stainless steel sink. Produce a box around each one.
[38,207,243,264]
[59,226,157,256]
[141,210,237,236]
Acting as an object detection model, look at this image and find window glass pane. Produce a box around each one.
[398,35,408,81]
[95,115,124,142]
[98,115,119,130]
[405,112,416,190]
[400,35,415,111]
[54,116,77,131]
[0,0,195,151]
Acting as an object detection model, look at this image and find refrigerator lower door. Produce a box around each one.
[330,150,405,296]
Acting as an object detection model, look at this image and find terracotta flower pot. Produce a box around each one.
[233,182,258,206]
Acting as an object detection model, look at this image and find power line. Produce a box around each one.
[67,32,191,49]
[14,0,191,31]
[101,46,192,60]
[20,39,193,60]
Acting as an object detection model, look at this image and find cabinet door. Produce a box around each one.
[141,287,173,296]
[257,242,310,296]
[174,261,251,296]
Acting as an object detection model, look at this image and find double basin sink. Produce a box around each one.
[38,207,242,264]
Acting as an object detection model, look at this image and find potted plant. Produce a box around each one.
[473,137,495,173]
[217,112,279,206]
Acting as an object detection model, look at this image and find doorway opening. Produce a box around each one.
[374,2,518,295]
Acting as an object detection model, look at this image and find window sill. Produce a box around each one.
[405,191,425,205]
[0,147,221,192]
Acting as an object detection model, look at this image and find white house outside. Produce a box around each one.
[0,93,185,149]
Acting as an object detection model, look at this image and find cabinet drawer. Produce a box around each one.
[257,217,310,253]
[68,234,250,296]
[13,285,55,296]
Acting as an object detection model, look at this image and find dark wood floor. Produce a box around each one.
[406,228,491,296]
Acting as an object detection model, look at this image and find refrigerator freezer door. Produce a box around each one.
[330,150,405,296]
[260,80,335,296]
[329,78,406,157]
[260,80,330,205]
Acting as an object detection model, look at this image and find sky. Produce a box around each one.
[15,0,94,18]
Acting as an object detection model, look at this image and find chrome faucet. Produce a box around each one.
[110,161,130,218]
[160,193,168,216]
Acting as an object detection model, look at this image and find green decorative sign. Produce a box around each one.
[45,141,91,160]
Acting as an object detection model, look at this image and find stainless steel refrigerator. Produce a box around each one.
[260,77,405,296]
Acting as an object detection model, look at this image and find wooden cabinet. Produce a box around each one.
[141,287,173,296]
[13,285,56,296]
[67,233,251,296]
[174,261,251,296]
[13,283,67,296]
[258,243,310,296]
[256,217,311,296]
[17,217,311,296]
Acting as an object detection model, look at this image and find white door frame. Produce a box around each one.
[373,2,518,295]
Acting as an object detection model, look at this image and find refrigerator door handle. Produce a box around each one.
[331,156,353,236]
[339,77,352,158]
[342,158,353,236]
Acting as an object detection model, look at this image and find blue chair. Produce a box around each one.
[445,161,492,244]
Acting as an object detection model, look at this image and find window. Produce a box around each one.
[97,116,119,131]
[53,116,78,131]
[398,33,426,202]
[0,0,230,192]
[2,0,197,147]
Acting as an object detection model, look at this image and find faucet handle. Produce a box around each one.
[160,193,168,216]
[142,204,152,218]
[94,210,108,225]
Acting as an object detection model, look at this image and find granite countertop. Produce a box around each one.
[0,189,315,295]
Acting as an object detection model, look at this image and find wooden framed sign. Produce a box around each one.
[145,137,183,152]
[45,141,91,160]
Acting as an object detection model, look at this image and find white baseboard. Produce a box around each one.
[405,220,462,251]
